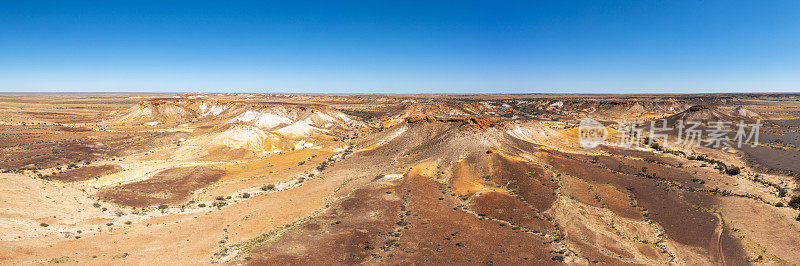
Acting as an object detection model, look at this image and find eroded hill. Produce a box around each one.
[1,93,799,265]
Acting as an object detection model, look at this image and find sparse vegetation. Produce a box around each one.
[725,166,741,175]
[689,154,741,175]
[47,257,72,263]
[3,93,800,264]
[790,195,800,209]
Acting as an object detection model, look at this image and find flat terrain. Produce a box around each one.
[1,93,800,265]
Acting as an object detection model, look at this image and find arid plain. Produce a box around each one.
[1,93,800,264]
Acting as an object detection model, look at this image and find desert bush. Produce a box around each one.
[92,202,101,208]
[242,193,250,198]
[198,203,206,207]
[725,166,741,176]
[40,223,49,227]
[790,195,800,209]
[48,257,71,263]
[158,204,168,210]
[776,202,785,207]
[649,142,661,150]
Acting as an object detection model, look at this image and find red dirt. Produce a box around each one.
[47,164,122,182]
[543,151,748,264]
[486,153,558,212]
[468,191,554,232]
[405,115,505,130]
[96,166,225,207]
[246,172,557,265]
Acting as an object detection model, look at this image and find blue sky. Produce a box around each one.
[1,1,799,93]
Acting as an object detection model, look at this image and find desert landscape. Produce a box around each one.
[1,93,799,264]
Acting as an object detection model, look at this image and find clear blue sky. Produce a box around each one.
[1,1,799,93]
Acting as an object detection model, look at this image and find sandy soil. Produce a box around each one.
[1,93,799,265]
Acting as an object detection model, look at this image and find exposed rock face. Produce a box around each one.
[228,111,292,129]
[109,98,360,130]
[667,104,761,124]
[666,104,737,123]
[521,99,689,115]
[211,123,282,153]
[731,106,760,118]
[687,105,718,112]
[6,94,799,265]
[273,120,328,137]
[111,100,198,124]
[106,98,356,159]
[405,114,504,129]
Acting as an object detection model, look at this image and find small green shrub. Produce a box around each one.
[48,257,71,263]
[790,195,800,209]
[725,166,741,176]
